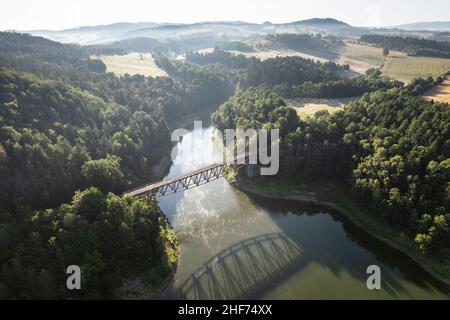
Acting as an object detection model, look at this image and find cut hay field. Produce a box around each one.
[339,42,386,66]
[285,97,360,119]
[334,42,389,74]
[224,41,389,75]
[421,78,450,104]
[0,143,5,157]
[227,48,329,63]
[93,53,168,77]
[381,53,450,83]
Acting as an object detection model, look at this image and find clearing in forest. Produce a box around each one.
[286,97,360,119]
[226,48,329,63]
[381,53,450,83]
[93,53,168,77]
[421,78,450,104]
[334,42,387,74]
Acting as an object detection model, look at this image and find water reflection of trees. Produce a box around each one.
[246,195,450,297]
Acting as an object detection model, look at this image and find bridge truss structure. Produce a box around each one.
[123,160,243,198]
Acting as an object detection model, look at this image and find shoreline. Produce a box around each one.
[231,175,450,288]
[120,267,176,300]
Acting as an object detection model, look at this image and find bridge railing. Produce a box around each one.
[123,154,248,198]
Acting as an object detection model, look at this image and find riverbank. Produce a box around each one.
[118,216,180,300]
[230,174,450,287]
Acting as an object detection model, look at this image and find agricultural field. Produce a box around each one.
[381,53,450,83]
[338,42,385,66]
[200,41,450,84]
[212,47,329,63]
[337,42,450,83]
[334,42,387,74]
[285,97,360,119]
[224,41,389,75]
[421,78,450,104]
[93,52,168,77]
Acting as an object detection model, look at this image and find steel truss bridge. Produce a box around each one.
[123,157,246,198]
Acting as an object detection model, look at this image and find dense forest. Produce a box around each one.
[185,48,347,90]
[212,84,450,254]
[217,41,254,52]
[360,34,450,59]
[265,33,343,51]
[185,48,405,99]
[239,56,345,88]
[0,187,177,299]
[0,31,233,298]
[273,69,403,98]
[1,29,449,298]
[86,37,160,56]
[186,49,258,70]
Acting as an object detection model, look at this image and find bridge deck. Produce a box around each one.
[123,162,223,197]
[123,154,249,198]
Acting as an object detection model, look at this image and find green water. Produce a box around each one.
[159,126,449,299]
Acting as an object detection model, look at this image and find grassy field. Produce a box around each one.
[224,41,388,75]
[381,53,450,83]
[421,78,450,104]
[339,42,386,66]
[226,48,329,63]
[285,97,359,119]
[336,42,450,83]
[216,38,331,63]
[334,42,388,74]
[93,53,168,77]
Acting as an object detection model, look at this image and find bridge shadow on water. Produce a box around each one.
[161,187,450,299]
[166,232,307,300]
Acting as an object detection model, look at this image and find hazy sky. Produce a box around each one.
[2,0,450,31]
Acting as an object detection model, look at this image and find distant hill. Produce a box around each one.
[18,18,450,46]
[286,18,350,27]
[58,22,159,32]
[394,21,450,31]
[22,18,357,45]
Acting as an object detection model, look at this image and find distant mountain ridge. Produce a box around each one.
[17,17,447,45]
[393,21,450,31]
[28,18,350,33]
[286,18,350,26]
[23,18,352,34]
[20,18,356,45]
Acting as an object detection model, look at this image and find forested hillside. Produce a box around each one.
[212,85,450,254]
[273,69,403,98]
[0,188,177,299]
[360,34,450,59]
[0,68,171,210]
[185,48,345,88]
[0,32,233,211]
[186,49,404,98]
[265,33,343,51]
[0,31,233,298]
